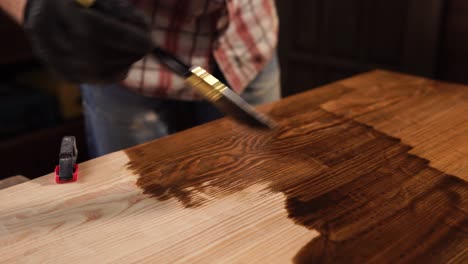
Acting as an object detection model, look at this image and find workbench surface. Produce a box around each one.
[1,70,467,263]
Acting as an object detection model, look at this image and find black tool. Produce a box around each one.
[55,136,79,183]
[152,47,277,129]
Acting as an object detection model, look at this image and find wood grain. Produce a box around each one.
[0,70,467,263]
[128,107,467,263]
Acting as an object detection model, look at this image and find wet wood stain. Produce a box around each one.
[125,107,467,263]
[125,72,468,262]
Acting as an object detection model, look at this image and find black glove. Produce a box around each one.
[23,0,152,83]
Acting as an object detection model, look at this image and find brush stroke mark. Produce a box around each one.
[125,108,468,263]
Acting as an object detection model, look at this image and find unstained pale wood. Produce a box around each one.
[0,176,29,190]
[0,70,467,263]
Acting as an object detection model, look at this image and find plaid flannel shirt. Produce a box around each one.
[126,0,278,100]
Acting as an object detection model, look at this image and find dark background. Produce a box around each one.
[277,0,468,95]
[1,0,467,180]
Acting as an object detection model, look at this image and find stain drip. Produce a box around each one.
[125,109,468,263]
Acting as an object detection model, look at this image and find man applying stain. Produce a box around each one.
[0,0,280,157]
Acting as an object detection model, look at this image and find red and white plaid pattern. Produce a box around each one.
[125,0,278,100]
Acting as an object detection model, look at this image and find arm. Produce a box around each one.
[21,0,152,83]
[0,0,27,23]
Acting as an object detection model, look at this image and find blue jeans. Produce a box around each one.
[81,55,281,158]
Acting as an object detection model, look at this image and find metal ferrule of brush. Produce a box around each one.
[185,66,276,129]
[185,66,227,102]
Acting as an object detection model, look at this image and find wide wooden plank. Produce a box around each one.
[0,70,466,263]
[328,70,468,178]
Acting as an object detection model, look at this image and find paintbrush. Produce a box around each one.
[152,47,276,129]
[75,0,277,129]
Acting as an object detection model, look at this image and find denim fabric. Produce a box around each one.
[80,54,281,157]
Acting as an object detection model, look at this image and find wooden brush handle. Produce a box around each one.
[75,0,96,7]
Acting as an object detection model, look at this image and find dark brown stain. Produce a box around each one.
[125,108,468,263]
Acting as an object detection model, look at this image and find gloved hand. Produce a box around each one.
[23,0,152,83]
